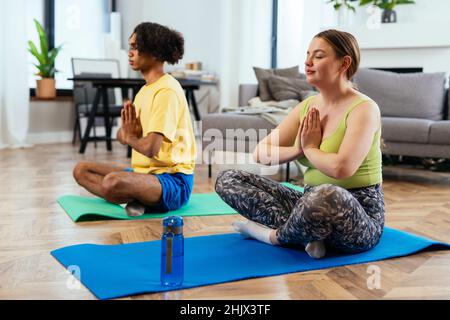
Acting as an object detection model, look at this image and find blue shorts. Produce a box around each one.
[124,168,194,213]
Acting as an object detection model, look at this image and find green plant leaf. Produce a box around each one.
[28,41,46,66]
[48,45,62,67]
[328,0,358,12]
[358,0,414,9]
[45,66,57,78]
[359,0,373,6]
[34,19,48,65]
[33,63,47,77]
[42,64,56,78]
[28,19,62,78]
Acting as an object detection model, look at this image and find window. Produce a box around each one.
[26,0,45,89]
[27,0,110,90]
[276,0,304,68]
[276,1,330,69]
[55,0,110,89]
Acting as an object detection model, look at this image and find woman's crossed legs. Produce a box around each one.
[215,169,384,258]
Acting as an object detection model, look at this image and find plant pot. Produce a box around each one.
[36,78,56,99]
[382,9,397,23]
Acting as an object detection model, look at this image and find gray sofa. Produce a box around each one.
[353,68,450,159]
[202,84,279,178]
[202,68,450,178]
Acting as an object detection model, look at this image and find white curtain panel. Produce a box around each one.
[219,0,272,109]
[277,0,327,70]
[0,0,30,149]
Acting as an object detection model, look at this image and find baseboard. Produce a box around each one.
[26,124,121,145]
[27,131,74,145]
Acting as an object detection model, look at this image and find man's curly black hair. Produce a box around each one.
[132,22,184,65]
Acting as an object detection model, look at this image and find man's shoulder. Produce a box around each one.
[154,75,184,97]
[159,74,183,90]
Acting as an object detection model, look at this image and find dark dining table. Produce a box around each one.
[69,76,217,154]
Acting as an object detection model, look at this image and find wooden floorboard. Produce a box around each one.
[0,141,449,299]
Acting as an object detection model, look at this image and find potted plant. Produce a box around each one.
[359,0,415,23]
[28,19,62,99]
[326,0,360,27]
[327,0,359,12]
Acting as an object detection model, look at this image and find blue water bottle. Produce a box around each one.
[160,216,184,286]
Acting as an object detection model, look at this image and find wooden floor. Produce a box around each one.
[0,141,449,300]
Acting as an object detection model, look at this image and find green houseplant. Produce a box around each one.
[326,0,360,27]
[327,0,359,12]
[359,0,415,23]
[28,19,62,98]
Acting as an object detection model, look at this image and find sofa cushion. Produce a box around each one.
[382,117,433,144]
[447,85,450,120]
[253,66,303,101]
[429,121,450,145]
[238,84,259,106]
[353,68,446,120]
[267,75,316,101]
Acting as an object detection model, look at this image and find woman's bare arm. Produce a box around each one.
[302,101,380,179]
[253,100,308,165]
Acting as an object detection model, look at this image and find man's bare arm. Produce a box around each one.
[126,132,164,158]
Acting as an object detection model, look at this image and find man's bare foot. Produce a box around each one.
[125,200,146,216]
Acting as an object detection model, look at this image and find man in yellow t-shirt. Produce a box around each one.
[73,22,196,216]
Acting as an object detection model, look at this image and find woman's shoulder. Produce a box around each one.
[347,92,380,115]
[347,92,381,125]
[354,92,378,107]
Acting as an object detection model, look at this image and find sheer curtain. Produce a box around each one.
[277,0,330,69]
[0,0,30,149]
[219,0,272,109]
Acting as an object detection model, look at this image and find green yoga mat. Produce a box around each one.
[58,182,304,222]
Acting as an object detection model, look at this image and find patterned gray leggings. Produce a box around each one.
[215,169,385,253]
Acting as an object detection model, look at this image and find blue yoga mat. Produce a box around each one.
[51,227,449,300]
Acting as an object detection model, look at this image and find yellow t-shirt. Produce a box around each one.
[131,74,196,175]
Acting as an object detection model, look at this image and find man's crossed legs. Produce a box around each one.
[73,162,162,216]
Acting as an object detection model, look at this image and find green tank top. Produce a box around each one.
[297,95,382,189]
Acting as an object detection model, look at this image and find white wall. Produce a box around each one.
[339,0,450,75]
[304,0,450,32]
[117,0,272,108]
[24,0,273,145]
[27,100,74,144]
[118,0,221,75]
[25,0,450,144]
[277,0,450,75]
[349,0,450,26]
[27,99,122,145]
[143,0,221,75]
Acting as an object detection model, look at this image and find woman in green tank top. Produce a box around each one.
[215,29,384,259]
